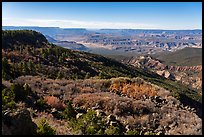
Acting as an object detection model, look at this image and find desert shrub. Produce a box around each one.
[36,97,48,110]
[86,125,97,135]
[97,129,104,135]
[80,87,96,93]
[2,88,16,110]
[171,92,180,100]
[73,93,133,115]
[73,93,114,111]
[2,57,11,80]
[2,83,34,110]
[68,108,126,135]
[62,101,77,120]
[109,78,158,99]
[56,71,63,79]
[84,72,91,79]
[82,79,111,93]
[114,100,134,116]
[10,83,31,101]
[126,129,140,135]
[36,118,56,135]
[105,125,122,135]
[144,131,156,135]
[68,109,106,135]
[44,96,65,110]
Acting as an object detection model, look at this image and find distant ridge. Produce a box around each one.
[152,47,202,66]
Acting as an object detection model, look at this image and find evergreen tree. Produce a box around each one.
[2,57,11,80]
[10,83,28,101]
[63,101,76,120]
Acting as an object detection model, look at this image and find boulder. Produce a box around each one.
[2,109,37,135]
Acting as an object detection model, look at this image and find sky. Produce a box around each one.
[2,2,202,30]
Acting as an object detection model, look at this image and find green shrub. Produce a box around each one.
[68,109,126,135]
[2,83,34,110]
[84,72,91,79]
[10,83,30,101]
[37,118,56,135]
[144,131,156,135]
[62,101,77,120]
[97,129,104,135]
[68,109,106,135]
[126,129,140,135]
[56,71,63,79]
[2,88,16,110]
[2,57,11,80]
[171,92,180,100]
[36,97,48,110]
[86,125,97,135]
[105,125,122,135]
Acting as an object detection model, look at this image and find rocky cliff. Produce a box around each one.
[122,55,202,91]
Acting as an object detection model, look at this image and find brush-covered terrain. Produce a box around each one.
[152,47,202,66]
[2,30,202,135]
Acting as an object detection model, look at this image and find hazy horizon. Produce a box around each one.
[2,25,202,31]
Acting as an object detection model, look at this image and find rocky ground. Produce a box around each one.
[2,76,202,135]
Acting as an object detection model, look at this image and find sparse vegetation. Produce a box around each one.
[2,82,34,110]
[36,118,56,135]
[105,125,123,135]
[67,109,124,135]
[10,83,30,101]
[2,87,16,110]
[35,97,48,110]
[62,101,77,120]
[126,129,140,135]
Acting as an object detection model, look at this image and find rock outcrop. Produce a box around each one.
[2,109,37,135]
[156,70,175,80]
[123,55,202,91]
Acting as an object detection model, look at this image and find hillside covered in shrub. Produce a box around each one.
[2,30,202,135]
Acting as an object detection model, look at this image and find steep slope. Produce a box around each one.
[152,47,202,66]
[2,30,48,49]
[3,31,171,81]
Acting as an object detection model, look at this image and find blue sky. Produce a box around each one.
[2,2,202,29]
